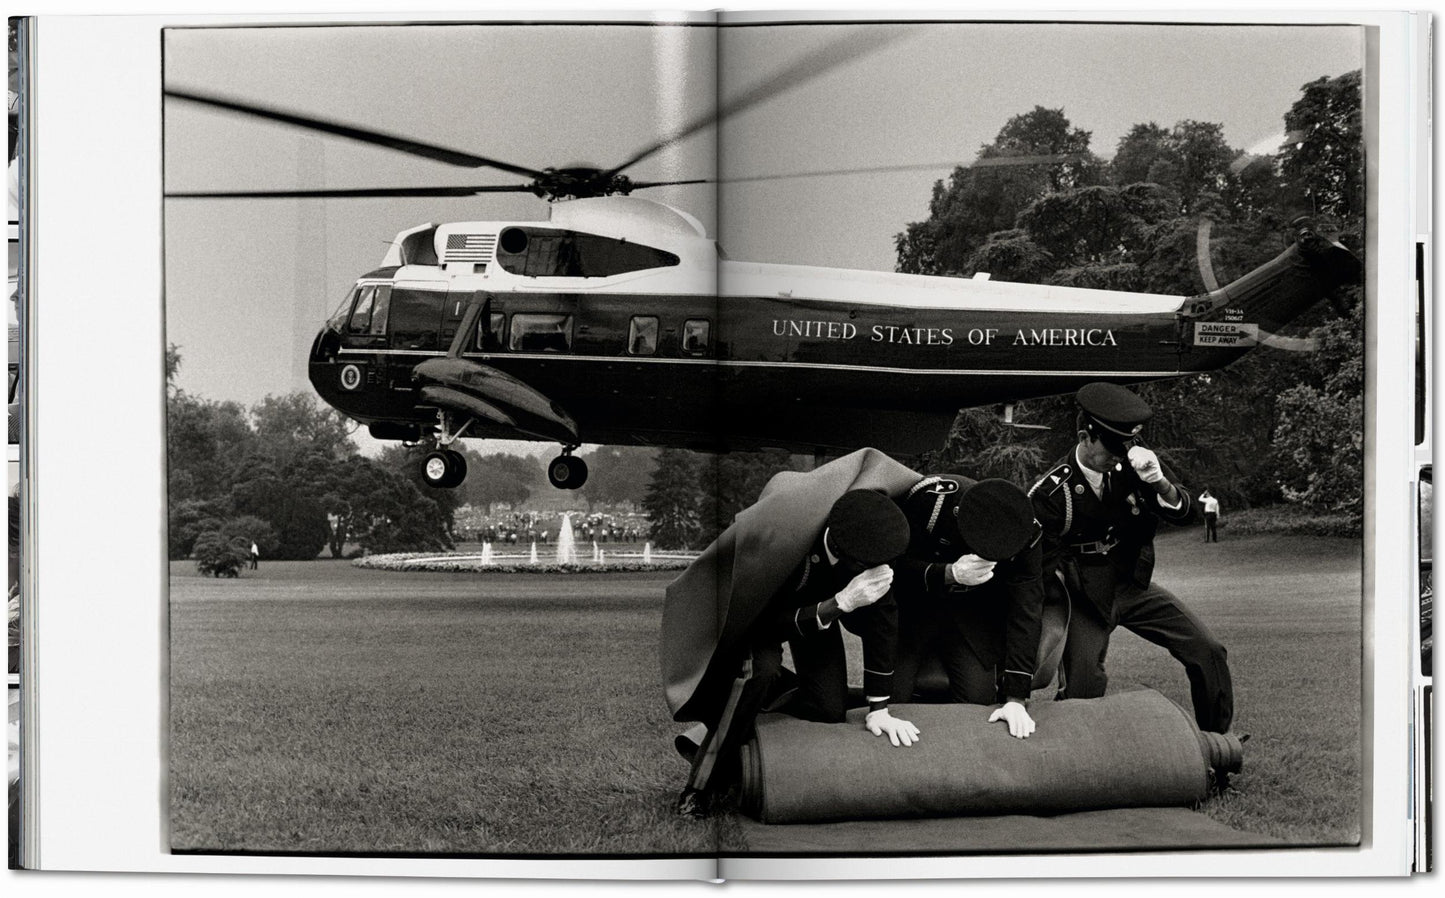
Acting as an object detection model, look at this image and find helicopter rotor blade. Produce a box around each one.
[603,27,912,180]
[710,154,1085,185]
[165,88,550,179]
[625,154,1083,192]
[623,178,716,191]
[164,184,539,199]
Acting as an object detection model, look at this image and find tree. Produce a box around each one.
[166,391,255,506]
[1270,299,1364,516]
[642,449,708,549]
[1110,120,1242,214]
[896,107,1100,277]
[168,498,224,560]
[576,445,657,511]
[711,451,799,535]
[1279,70,1363,223]
[379,443,469,535]
[458,450,544,514]
[227,449,335,560]
[962,230,1054,284]
[250,392,357,466]
[335,455,453,555]
[921,405,1064,487]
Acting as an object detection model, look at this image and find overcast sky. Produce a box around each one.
[162,19,1363,450]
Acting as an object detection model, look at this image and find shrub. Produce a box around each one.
[1221,505,1361,538]
[193,531,251,578]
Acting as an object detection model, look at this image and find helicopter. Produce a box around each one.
[165,59,1361,493]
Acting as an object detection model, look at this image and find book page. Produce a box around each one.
[711,9,1416,878]
[28,11,720,880]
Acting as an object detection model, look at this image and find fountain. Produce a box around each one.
[598,548,605,567]
[480,541,493,566]
[555,513,579,565]
[591,541,600,562]
[529,542,539,564]
[643,542,653,565]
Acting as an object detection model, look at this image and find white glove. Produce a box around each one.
[834,565,893,613]
[1127,446,1165,484]
[949,553,996,587]
[864,708,920,747]
[988,701,1036,738]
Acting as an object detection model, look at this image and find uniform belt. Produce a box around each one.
[1069,538,1118,556]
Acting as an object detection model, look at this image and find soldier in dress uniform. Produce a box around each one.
[1028,382,1234,734]
[675,488,919,814]
[892,476,1044,738]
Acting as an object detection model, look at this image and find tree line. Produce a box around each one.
[897,71,1363,525]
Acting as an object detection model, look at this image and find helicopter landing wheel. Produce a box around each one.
[547,454,588,490]
[423,449,467,489]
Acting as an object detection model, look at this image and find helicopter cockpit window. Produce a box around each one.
[327,288,357,332]
[628,316,659,356]
[510,314,573,353]
[495,227,680,278]
[682,319,710,355]
[347,286,377,334]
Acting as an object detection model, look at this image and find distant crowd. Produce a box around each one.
[458,510,648,546]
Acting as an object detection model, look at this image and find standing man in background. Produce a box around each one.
[1200,489,1221,542]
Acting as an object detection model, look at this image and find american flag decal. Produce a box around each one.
[444,233,497,264]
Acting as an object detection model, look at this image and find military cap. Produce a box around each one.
[826,489,911,566]
[954,478,1039,561]
[1077,382,1152,455]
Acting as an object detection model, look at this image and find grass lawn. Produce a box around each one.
[169,530,1361,855]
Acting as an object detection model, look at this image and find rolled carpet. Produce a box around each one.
[739,688,1241,824]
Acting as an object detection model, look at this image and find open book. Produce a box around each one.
[8,9,1432,883]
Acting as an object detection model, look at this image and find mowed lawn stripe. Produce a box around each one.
[169,532,1362,853]
[171,568,710,854]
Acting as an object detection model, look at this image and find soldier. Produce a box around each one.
[892,476,1045,738]
[674,488,919,814]
[1029,382,1234,734]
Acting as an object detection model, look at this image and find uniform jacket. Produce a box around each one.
[1029,448,1194,592]
[660,449,921,724]
[762,531,899,701]
[892,474,1044,702]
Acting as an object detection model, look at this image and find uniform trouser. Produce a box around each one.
[1056,565,1234,733]
[892,600,998,704]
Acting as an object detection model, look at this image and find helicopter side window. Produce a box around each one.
[389,288,446,351]
[682,319,711,355]
[628,316,659,356]
[495,227,679,278]
[368,286,392,336]
[478,313,506,352]
[574,235,680,277]
[510,314,573,353]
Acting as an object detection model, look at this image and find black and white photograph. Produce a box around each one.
[155,15,1376,867]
